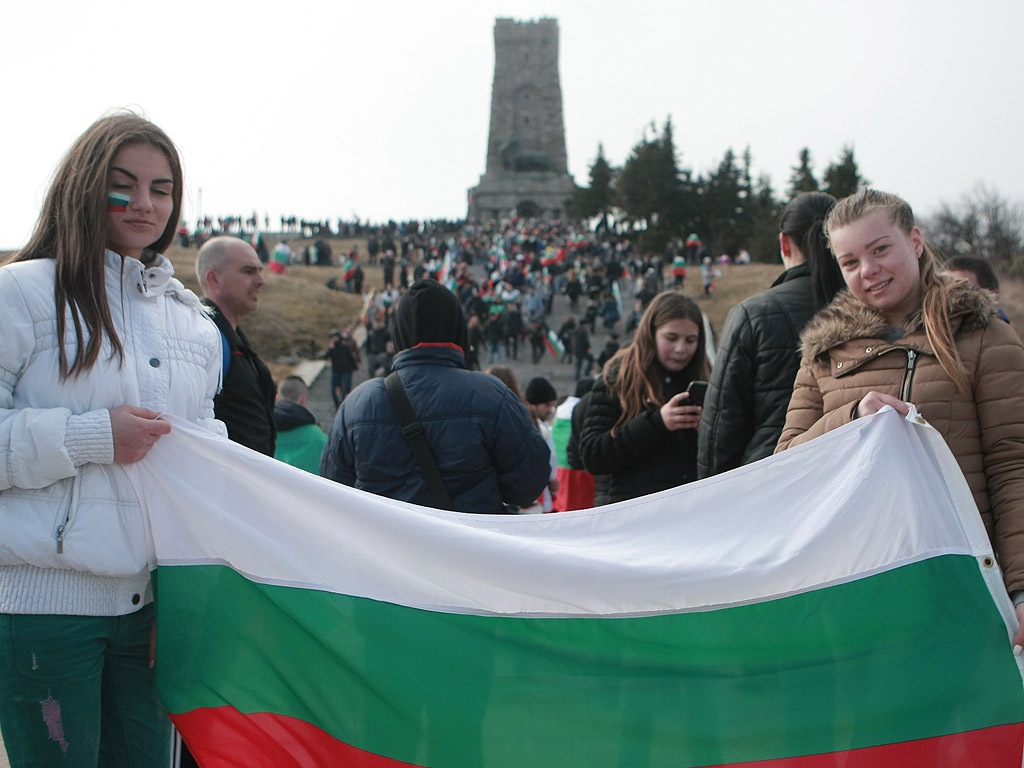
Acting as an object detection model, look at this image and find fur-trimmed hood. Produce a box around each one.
[800,282,996,361]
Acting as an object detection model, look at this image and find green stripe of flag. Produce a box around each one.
[155,555,1023,768]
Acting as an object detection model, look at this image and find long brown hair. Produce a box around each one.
[825,188,969,391]
[8,112,184,378]
[607,290,708,431]
[487,364,544,427]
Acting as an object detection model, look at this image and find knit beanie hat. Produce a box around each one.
[392,279,469,356]
[525,377,557,405]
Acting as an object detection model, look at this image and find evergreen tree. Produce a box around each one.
[701,148,746,257]
[616,118,683,247]
[569,143,616,226]
[787,148,819,197]
[567,188,589,223]
[675,166,700,242]
[695,147,781,261]
[588,144,615,228]
[743,148,782,263]
[615,127,658,227]
[823,145,868,200]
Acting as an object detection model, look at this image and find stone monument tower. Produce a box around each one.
[468,18,576,221]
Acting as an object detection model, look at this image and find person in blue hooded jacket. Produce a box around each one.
[320,279,550,513]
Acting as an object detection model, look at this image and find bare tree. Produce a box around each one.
[928,185,1024,277]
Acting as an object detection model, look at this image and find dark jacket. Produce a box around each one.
[203,299,276,456]
[697,264,814,478]
[564,279,583,301]
[566,391,591,472]
[567,390,609,505]
[572,325,592,357]
[597,339,619,368]
[580,363,698,504]
[273,398,317,432]
[324,339,359,373]
[484,315,505,344]
[364,325,390,357]
[319,344,551,512]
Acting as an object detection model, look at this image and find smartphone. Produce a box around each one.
[685,380,709,407]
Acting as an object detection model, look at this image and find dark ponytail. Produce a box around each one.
[779,192,843,311]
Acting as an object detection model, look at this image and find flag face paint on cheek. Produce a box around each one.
[107,191,130,212]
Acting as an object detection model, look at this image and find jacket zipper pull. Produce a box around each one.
[901,349,918,401]
[56,524,66,554]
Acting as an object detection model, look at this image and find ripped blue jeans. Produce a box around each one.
[0,605,171,767]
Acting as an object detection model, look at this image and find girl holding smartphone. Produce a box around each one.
[580,291,707,504]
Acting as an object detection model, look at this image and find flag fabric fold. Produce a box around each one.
[130,410,1024,767]
[545,329,564,356]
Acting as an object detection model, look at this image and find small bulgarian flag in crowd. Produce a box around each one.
[612,279,623,316]
[107,191,130,212]
[438,251,454,288]
[270,243,290,275]
[545,329,565,356]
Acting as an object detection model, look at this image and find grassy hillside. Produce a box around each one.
[164,246,788,370]
[166,238,368,380]
[187,248,1024,380]
[5,242,1024,380]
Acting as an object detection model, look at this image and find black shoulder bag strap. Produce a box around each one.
[384,372,456,511]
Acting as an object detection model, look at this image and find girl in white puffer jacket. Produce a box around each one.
[0,113,223,767]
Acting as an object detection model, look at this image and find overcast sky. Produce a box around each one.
[3,0,1021,251]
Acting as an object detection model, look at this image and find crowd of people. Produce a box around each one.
[3,110,1024,766]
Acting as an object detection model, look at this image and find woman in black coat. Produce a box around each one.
[580,291,708,504]
[697,192,844,478]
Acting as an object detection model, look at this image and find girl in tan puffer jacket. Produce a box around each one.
[776,188,1024,648]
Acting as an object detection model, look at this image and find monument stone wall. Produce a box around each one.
[468,18,577,221]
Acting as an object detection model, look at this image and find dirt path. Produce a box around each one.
[306,266,641,432]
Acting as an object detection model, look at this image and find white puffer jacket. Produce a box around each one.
[0,250,223,615]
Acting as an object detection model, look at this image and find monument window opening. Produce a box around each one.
[517,200,542,218]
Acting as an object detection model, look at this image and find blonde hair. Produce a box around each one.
[607,290,708,431]
[825,188,969,391]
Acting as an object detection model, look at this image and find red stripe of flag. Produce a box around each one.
[174,708,1024,768]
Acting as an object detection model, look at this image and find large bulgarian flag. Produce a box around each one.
[130,410,1024,767]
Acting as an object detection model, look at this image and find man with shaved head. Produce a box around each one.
[196,236,276,455]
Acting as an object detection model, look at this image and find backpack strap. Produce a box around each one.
[204,299,234,381]
[384,372,456,511]
[220,330,232,381]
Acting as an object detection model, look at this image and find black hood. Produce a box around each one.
[392,279,469,355]
[273,399,317,431]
